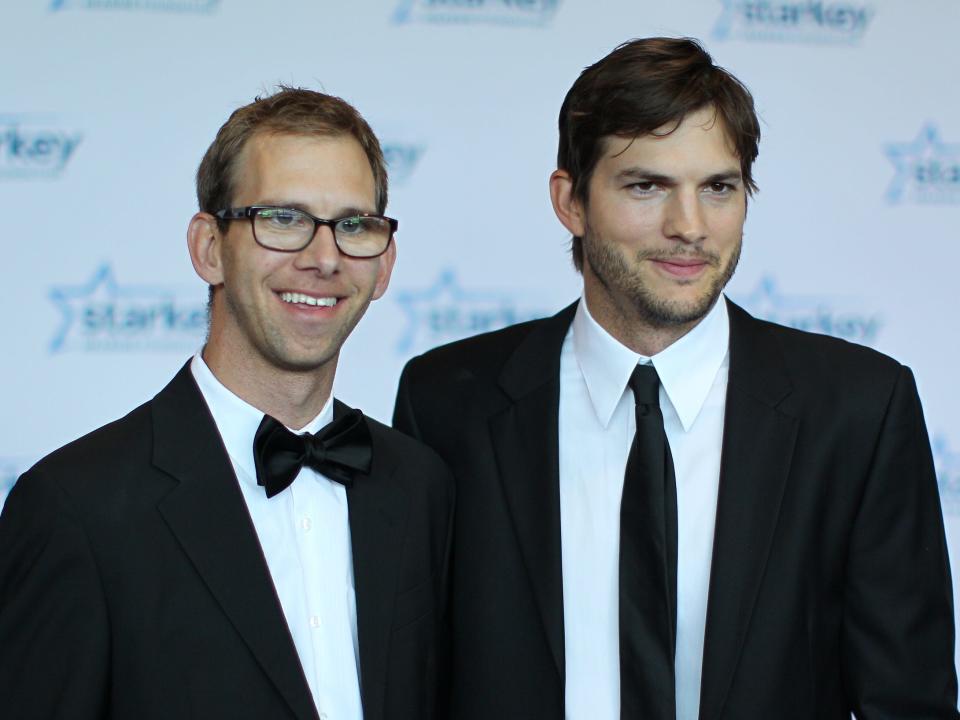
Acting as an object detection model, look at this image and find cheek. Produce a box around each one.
[589,198,657,238]
[707,207,745,240]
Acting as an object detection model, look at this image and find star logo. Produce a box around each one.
[884,124,960,204]
[735,276,882,345]
[382,143,425,185]
[394,268,552,354]
[48,264,206,353]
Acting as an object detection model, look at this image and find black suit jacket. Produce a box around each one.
[0,363,454,720]
[393,299,958,719]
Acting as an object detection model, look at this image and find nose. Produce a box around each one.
[294,224,340,276]
[663,190,707,244]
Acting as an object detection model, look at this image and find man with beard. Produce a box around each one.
[393,38,957,719]
[0,88,452,720]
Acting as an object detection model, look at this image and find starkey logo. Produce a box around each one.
[392,0,560,27]
[0,115,82,180]
[48,264,207,353]
[394,268,553,354]
[884,124,960,205]
[933,435,960,515]
[736,276,882,345]
[712,0,873,44]
[51,0,219,11]
[382,143,426,185]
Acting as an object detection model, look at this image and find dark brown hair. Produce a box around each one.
[196,86,388,221]
[558,37,760,270]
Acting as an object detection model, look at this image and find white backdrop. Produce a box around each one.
[3,0,959,671]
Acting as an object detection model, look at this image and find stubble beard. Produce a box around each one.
[221,286,363,375]
[582,230,742,330]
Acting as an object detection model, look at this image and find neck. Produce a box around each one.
[582,282,705,358]
[201,343,335,430]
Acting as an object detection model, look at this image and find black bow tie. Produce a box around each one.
[252,409,373,498]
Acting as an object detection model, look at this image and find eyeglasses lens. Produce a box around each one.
[253,208,390,257]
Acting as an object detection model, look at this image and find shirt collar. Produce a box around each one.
[572,295,729,431]
[190,353,334,486]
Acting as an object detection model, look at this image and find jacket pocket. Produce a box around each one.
[392,573,436,634]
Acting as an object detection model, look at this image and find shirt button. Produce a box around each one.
[300,516,312,532]
[309,615,321,629]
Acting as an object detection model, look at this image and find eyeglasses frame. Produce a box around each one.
[214,205,397,259]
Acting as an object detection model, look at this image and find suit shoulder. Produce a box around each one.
[757,316,902,378]
[21,400,154,505]
[31,401,152,475]
[366,415,453,485]
[742,313,911,415]
[401,312,560,383]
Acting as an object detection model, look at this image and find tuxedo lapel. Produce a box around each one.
[152,364,319,720]
[489,303,577,681]
[699,302,799,720]
[339,401,408,720]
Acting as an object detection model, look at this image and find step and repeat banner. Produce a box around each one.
[3,0,959,664]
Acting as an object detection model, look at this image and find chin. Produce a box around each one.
[634,290,721,328]
[261,346,338,374]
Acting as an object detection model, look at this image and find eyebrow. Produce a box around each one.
[615,168,743,185]
[257,200,375,217]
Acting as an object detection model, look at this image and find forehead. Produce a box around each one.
[232,131,376,207]
[598,107,740,173]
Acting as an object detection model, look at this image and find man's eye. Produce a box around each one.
[629,182,657,194]
[707,182,733,194]
[260,209,305,227]
[337,217,365,234]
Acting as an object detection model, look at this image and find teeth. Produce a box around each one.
[280,292,337,307]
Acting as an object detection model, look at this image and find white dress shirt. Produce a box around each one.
[559,297,729,720]
[191,355,362,720]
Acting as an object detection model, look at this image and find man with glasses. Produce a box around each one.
[394,38,957,718]
[0,88,453,720]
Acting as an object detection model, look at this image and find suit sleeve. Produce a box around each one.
[843,366,959,718]
[0,469,110,719]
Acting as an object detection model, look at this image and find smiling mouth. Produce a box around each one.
[279,291,338,307]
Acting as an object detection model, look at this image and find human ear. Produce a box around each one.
[187,212,226,286]
[549,169,586,238]
[370,235,397,301]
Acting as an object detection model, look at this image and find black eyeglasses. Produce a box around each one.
[215,206,397,258]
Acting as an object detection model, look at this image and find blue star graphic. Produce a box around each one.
[47,264,177,352]
[884,124,960,204]
[394,269,512,354]
[712,0,738,41]
[49,264,118,352]
[391,0,417,23]
[735,276,814,319]
[382,143,425,185]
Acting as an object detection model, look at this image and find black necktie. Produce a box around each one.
[619,364,678,720]
[252,408,373,498]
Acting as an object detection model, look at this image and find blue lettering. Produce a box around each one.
[915,161,960,186]
[0,125,82,171]
[737,1,869,33]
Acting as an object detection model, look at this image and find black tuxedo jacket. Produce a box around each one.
[393,299,958,719]
[0,363,453,720]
